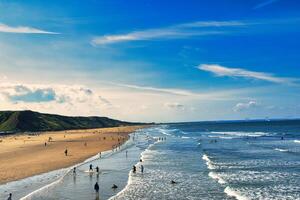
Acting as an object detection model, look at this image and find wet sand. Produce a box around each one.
[0,126,144,184]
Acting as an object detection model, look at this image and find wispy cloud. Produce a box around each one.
[107,82,256,101]
[0,23,59,34]
[92,20,246,45]
[198,64,296,84]
[233,100,258,112]
[254,0,280,9]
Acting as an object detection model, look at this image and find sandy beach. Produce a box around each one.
[0,125,145,184]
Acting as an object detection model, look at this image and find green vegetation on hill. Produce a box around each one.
[0,110,138,133]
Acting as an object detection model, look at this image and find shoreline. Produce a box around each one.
[0,125,146,184]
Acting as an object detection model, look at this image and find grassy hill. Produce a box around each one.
[0,110,139,133]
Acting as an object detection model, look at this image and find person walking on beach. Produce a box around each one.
[132,165,136,173]
[64,148,68,156]
[140,165,144,173]
[7,193,12,200]
[94,182,99,193]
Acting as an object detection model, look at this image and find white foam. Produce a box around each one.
[224,186,249,200]
[208,172,226,184]
[181,136,190,139]
[211,131,268,138]
[202,154,210,162]
[202,154,216,170]
[274,148,288,152]
[294,140,300,144]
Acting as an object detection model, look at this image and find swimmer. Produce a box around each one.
[112,184,118,189]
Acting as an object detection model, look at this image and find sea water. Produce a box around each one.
[1,120,300,200]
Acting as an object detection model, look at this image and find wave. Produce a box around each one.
[202,154,216,170]
[208,172,226,184]
[294,140,300,144]
[109,135,158,200]
[274,148,288,152]
[224,186,249,200]
[208,135,233,139]
[210,131,269,138]
[181,136,190,139]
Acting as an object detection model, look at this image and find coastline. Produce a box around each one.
[0,125,146,184]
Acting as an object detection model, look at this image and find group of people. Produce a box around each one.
[157,137,166,141]
[132,159,144,174]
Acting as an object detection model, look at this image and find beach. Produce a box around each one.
[0,125,144,184]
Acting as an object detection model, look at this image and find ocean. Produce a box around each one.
[1,120,300,200]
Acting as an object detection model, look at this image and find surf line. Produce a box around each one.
[109,135,161,200]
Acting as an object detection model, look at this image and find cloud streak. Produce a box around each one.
[92,20,246,45]
[254,0,280,9]
[0,23,59,34]
[198,64,295,84]
[233,100,258,112]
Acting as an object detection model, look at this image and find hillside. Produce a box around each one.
[0,110,139,133]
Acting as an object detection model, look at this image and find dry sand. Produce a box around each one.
[0,125,145,184]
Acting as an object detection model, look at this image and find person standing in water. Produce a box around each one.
[94,182,99,193]
[96,166,99,173]
[132,165,136,173]
[126,150,128,157]
[7,193,12,200]
[73,167,76,174]
[140,165,144,173]
[89,164,93,171]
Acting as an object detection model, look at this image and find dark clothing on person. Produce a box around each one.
[94,182,99,192]
[96,166,99,173]
[89,164,93,171]
[7,193,12,200]
[112,184,118,189]
[132,165,136,173]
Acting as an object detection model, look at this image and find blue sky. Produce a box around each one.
[0,0,299,122]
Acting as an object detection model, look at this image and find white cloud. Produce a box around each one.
[254,0,280,9]
[0,23,59,34]
[91,20,245,45]
[198,64,295,84]
[233,101,258,112]
[0,83,111,116]
[164,102,185,110]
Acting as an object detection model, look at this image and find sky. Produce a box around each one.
[0,0,300,122]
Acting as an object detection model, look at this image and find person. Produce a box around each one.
[7,193,12,200]
[99,152,102,158]
[73,167,76,174]
[64,148,68,156]
[132,165,136,173]
[140,159,143,162]
[112,184,118,189]
[89,164,93,171]
[140,165,144,173]
[94,182,99,193]
[44,142,47,147]
[126,150,128,157]
[171,180,177,184]
[96,166,99,173]
[281,136,284,140]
